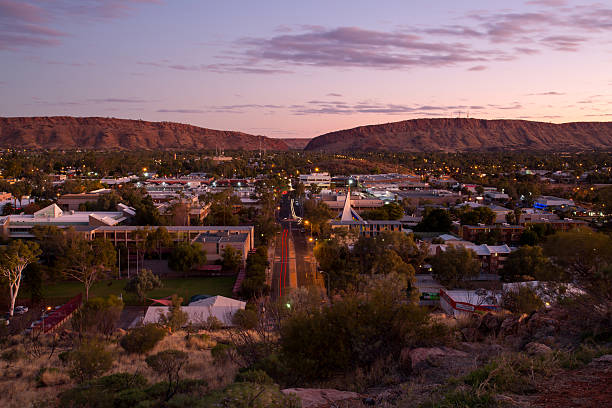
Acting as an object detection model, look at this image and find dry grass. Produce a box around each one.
[0,329,238,408]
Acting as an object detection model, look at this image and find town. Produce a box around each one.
[0,148,610,407]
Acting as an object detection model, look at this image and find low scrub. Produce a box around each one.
[119,324,166,354]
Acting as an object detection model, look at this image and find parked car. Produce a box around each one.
[14,306,28,315]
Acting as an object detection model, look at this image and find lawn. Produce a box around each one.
[30,276,237,306]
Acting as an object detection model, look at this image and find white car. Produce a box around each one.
[14,306,28,315]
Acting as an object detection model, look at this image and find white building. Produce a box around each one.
[142,295,246,327]
[299,172,331,188]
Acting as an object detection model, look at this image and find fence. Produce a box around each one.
[31,293,83,334]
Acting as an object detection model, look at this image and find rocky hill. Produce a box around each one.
[0,117,289,151]
[304,118,612,152]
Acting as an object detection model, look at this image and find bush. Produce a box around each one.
[204,315,224,331]
[59,373,148,408]
[69,340,114,383]
[235,369,274,385]
[36,367,69,387]
[232,308,259,330]
[71,295,124,336]
[158,295,188,332]
[420,390,500,408]
[502,286,544,314]
[125,269,163,302]
[185,333,216,350]
[211,342,236,365]
[145,350,189,400]
[120,324,166,354]
[0,347,25,362]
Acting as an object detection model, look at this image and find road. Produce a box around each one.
[270,194,322,299]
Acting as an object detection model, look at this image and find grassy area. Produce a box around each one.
[28,276,236,306]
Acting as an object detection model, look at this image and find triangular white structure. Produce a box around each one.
[33,203,63,218]
[340,187,363,222]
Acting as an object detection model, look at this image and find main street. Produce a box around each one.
[270,194,322,299]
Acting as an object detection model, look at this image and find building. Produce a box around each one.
[192,231,250,264]
[534,196,574,210]
[440,289,501,317]
[433,241,513,276]
[330,188,408,238]
[460,224,524,244]
[321,192,383,212]
[57,189,113,210]
[299,172,331,188]
[0,203,132,239]
[143,295,245,326]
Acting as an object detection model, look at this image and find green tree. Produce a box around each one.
[430,246,480,289]
[69,340,113,383]
[72,295,124,336]
[501,246,555,282]
[159,295,188,332]
[0,240,41,316]
[543,230,612,301]
[415,208,452,232]
[459,206,495,225]
[62,236,116,300]
[145,350,188,400]
[168,242,205,275]
[222,246,242,273]
[146,226,172,260]
[125,268,163,302]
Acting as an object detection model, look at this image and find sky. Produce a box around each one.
[0,0,611,138]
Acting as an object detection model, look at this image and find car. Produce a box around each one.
[300,229,305,233]
[14,306,28,315]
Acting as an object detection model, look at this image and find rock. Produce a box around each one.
[399,348,413,375]
[591,354,612,364]
[408,347,468,370]
[281,388,362,408]
[461,327,480,342]
[524,342,552,355]
[479,313,499,333]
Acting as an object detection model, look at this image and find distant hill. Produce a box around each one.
[0,116,289,151]
[281,138,313,150]
[304,118,612,152]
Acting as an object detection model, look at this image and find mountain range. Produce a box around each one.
[304,118,612,152]
[1,116,611,152]
[0,116,288,151]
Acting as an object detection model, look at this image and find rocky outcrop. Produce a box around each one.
[0,116,289,151]
[281,388,363,408]
[304,118,612,152]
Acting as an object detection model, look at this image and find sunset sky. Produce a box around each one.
[1,0,611,138]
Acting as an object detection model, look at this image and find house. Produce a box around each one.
[142,295,246,327]
[460,224,524,244]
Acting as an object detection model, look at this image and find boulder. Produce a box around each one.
[281,388,362,408]
[408,347,468,370]
[461,327,480,342]
[479,312,500,333]
[524,342,552,355]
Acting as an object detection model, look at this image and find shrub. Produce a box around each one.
[71,295,124,336]
[211,342,236,365]
[125,269,163,302]
[232,308,259,330]
[0,347,25,362]
[158,295,188,332]
[502,286,544,314]
[69,340,114,383]
[235,369,274,385]
[145,350,189,400]
[36,367,69,387]
[420,390,500,408]
[120,324,166,354]
[185,333,216,350]
[58,373,148,408]
[204,315,224,331]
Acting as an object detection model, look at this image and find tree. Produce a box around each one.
[62,237,116,300]
[69,340,113,383]
[125,269,163,302]
[543,230,612,301]
[159,295,188,331]
[72,295,124,336]
[415,208,452,232]
[222,246,242,273]
[460,206,495,225]
[0,240,41,316]
[145,350,188,400]
[501,246,555,282]
[430,246,480,289]
[146,226,172,260]
[168,242,205,275]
